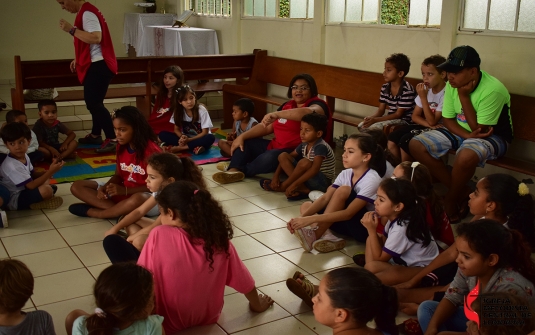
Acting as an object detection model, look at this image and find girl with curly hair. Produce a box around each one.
[135,180,273,334]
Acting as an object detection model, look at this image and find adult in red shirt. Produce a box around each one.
[212,73,332,184]
[57,0,118,153]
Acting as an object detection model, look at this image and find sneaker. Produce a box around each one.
[294,227,317,252]
[95,139,117,153]
[68,203,92,217]
[313,231,346,253]
[216,162,230,171]
[30,196,63,210]
[51,184,58,195]
[352,253,366,267]
[193,146,205,155]
[0,210,8,228]
[78,134,103,145]
[308,190,324,202]
[212,171,244,184]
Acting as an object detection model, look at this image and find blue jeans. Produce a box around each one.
[228,138,292,177]
[159,131,215,151]
[417,300,468,333]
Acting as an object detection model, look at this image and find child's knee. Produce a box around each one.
[300,201,312,214]
[295,158,312,168]
[38,185,54,199]
[65,309,89,335]
[278,152,291,162]
[363,261,382,274]
[454,149,480,168]
[333,185,351,198]
[132,235,148,251]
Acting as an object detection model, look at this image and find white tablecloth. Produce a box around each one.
[123,13,177,54]
[138,26,220,57]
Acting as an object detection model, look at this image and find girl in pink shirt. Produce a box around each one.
[137,180,274,334]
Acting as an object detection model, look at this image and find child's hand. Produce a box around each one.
[49,158,64,173]
[288,217,311,231]
[468,126,493,139]
[284,184,298,198]
[97,186,108,200]
[105,183,126,198]
[226,132,236,141]
[362,117,376,128]
[230,136,245,155]
[360,211,379,230]
[59,143,68,152]
[249,293,274,313]
[458,79,477,96]
[50,147,61,159]
[104,227,119,237]
[179,135,188,146]
[416,83,429,99]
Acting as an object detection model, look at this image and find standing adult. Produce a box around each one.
[57,0,118,153]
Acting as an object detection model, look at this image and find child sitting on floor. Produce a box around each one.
[162,85,215,155]
[0,110,43,165]
[0,259,57,334]
[218,98,258,157]
[69,106,161,219]
[359,53,416,131]
[0,122,63,210]
[65,263,163,335]
[356,178,439,286]
[262,113,335,200]
[136,180,274,334]
[32,99,78,160]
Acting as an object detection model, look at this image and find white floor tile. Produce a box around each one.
[45,210,107,229]
[231,212,287,234]
[222,182,268,198]
[242,254,307,287]
[0,242,8,259]
[0,214,54,238]
[87,263,111,280]
[209,186,242,202]
[257,281,315,316]
[38,295,94,335]
[13,248,84,277]
[294,311,331,335]
[33,269,95,306]
[2,230,68,256]
[251,228,302,253]
[246,193,297,211]
[232,235,274,260]
[232,316,317,335]
[220,199,264,217]
[268,205,303,222]
[72,241,111,267]
[58,221,112,246]
[6,209,43,219]
[42,194,83,213]
[279,249,353,274]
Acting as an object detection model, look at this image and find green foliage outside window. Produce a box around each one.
[380,0,409,25]
[279,0,290,18]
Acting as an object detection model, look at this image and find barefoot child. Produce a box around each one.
[137,180,274,334]
[0,260,56,334]
[218,98,258,157]
[165,85,215,155]
[150,65,184,142]
[0,122,64,210]
[32,99,78,160]
[287,133,386,252]
[65,263,163,335]
[262,113,335,200]
[104,153,206,252]
[69,106,161,218]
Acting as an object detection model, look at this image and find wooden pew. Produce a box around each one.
[222,53,535,177]
[11,51,260,117]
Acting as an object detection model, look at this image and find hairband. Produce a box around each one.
[94,307,107,318]
[410,162,420,182]
[175,84,190,93]
[518,182,530,196]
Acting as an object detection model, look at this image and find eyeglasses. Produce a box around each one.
[291,86,310,91]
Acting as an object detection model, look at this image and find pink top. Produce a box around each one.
[138,225,255,334]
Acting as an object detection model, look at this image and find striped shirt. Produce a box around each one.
[295,139,335,181]
[379,80,417,123]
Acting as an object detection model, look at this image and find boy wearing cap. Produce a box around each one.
[409,45,512,223]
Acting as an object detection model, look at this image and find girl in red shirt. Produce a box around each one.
[149,65,184,137]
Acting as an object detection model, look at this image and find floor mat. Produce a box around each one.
[173,128,230,165]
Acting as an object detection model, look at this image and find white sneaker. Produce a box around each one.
[216,162,230,171]
[295,227,318,252]
[313,230,345,253]
[0,210,7,228]
[308,191,324,202]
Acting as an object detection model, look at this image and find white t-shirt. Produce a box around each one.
[82,11,103,62]
[383,219,439,267]
[0,154,33,210]
[415,86,445,124]
[0,131,39,154]
[332,168,382,212]
[170,105,213,134]
[384,161,394,180]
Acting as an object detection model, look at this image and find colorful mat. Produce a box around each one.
[33,129,230,184]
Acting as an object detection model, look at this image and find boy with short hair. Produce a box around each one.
[0,122,64,211]
[0,110,44,165]
[32,99,78,161]
[261,113,335,200]
[359,53,417,131]
[218,98,258,157]
[0,259,56,334]
[387,54,447,161]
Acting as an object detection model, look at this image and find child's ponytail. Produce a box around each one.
[347,133,387,177]
[375,285,399,335]
[179,157,207,190]
[156,181,233,270]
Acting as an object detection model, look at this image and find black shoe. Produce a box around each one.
[78,134,103,145]
[69,203,92,217]
[51,184,58,195]
[352,253,366,267]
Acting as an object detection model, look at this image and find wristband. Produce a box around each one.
[69,27,77,36]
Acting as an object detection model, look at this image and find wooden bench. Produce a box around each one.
[11,51,260,117]
[222,53,535,177]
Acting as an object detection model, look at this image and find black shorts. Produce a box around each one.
[388,125,428,155]
[17,188,44,210]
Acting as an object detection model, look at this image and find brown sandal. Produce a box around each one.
[286,271,315,307]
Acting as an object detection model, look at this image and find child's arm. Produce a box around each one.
[105,196,158,236]
[173,124,184,138]
[373,107,408,123]
[273,150,299,189]
[361,212,392,262]
[127,216,162,243]
[411,106,431,127]
[60,129,76,151]
[284,155,324,197]
[362,103,387,127]
[183,128,208,143]
[416,83,442,127]
[27,158,63,189]
[424,299,459,335]
[244,287,274,312]
[38,138,61,158]
[442,118,493,140]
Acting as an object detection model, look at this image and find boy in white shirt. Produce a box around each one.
[0,110,44,165]
[387,55,447,162]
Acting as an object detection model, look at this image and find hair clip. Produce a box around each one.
[175,84,191,93]
[518,182,530,196]
[410,161,420,182]
[193,189,199,195]
[94,307,107,318]
[111,108,118,119]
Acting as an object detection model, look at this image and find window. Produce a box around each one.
[243,0,314,19]
[188,0,231,16]
[326,0,442,27]
[461,0,535,33]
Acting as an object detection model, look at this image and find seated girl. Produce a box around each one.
[418,219,535,334]
[69,106,161,218]
[357,178,439,286]
[160,85,215,155]
[104,153,205,252]
[137,180,273,334]
[287,133,387,253]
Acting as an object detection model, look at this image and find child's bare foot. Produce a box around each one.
[399,302,419,316]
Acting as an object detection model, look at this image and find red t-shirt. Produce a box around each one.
[425,201,454,247]
[115,141,161,189]
[148,96,175,134]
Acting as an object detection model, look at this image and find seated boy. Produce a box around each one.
[32,99,78,161]
[359,53,417,131]
[0,259,56,334]
[0,122,64,210]
[387,54,447,162]
[261,113,335,201]
[0,110,44,165]
[218,98,258,157]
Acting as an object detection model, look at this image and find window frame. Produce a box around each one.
[187,0,232,18]
[241,0,314,20]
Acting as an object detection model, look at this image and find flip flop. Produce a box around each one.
[286,271,315,307]
[259,179,274,191]
[286,191,309,201]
